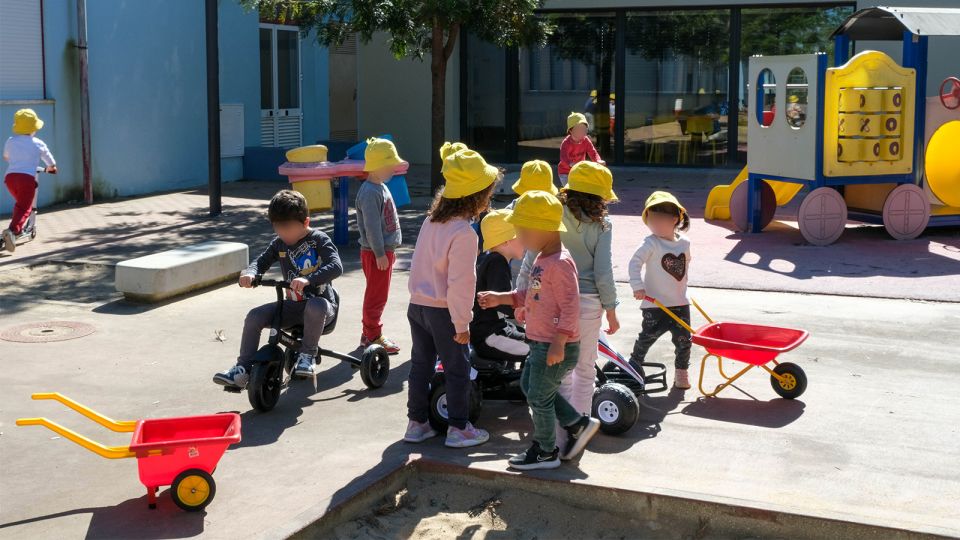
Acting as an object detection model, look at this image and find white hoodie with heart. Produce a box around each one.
[628,233,691,309]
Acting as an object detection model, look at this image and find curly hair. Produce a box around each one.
[428,178,500,224]
[558,189,612,231]
[646,201,691,232]
[268,189,309,223]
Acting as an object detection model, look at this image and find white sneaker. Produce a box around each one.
[445,422,489,448]
[403,420,438,443]
[2,229,15,253]
[212,365,248,388]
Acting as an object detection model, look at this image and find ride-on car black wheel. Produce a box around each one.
[360,345,390,389]
[770,362,807,399]
[428,376,482,433]
[592,383,639,435]
[248,362,283,412]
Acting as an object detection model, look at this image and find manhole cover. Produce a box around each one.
[0,321,96,343]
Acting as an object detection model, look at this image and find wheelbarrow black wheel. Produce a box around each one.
[360,345,390,389]
[171,468,216,512]
[248,362,282,412]
[428,375,481,434]
[592,383,639,435]
[771,362,807,399]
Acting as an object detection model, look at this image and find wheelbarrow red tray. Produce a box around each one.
[693,322,809,366]
[130,413,241,453]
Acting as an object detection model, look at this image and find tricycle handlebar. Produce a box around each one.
[251,275,319,296]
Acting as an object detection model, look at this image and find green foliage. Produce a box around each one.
[240,0,550,60]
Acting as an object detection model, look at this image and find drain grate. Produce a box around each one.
[0,321,96,343]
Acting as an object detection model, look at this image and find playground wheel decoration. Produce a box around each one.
[798,188,847,246]
[882,184,930,240]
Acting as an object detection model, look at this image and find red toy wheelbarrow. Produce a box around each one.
[644,297,809,399]
[16,393,241,511]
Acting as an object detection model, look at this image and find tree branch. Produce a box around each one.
[443,23,460,60]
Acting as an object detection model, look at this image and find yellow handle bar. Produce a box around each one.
[28,393,136,433]
[644,296,699,334]
[15,417,135,459]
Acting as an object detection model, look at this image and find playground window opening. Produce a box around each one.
[786,67,809,129]
[757,69,776,128]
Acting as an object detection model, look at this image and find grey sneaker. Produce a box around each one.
[212,365,248,388]
[445,422,489,448]
[293,352,316,378]
[2,229,15,253]
[403,420,438,443]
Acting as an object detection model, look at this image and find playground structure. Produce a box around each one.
[705,7,960,245]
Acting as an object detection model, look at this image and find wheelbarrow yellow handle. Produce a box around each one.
[29,393,136,433]
[15,417,135,459]
[644,296,698,334]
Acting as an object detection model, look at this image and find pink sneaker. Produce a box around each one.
[445,422,489,448]
[403,420,437,443]
[674,369,691,389]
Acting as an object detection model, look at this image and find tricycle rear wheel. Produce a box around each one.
[771,362,807,399]
[592,383,639,435]
[360,345,390,389]
[171,468,216,512]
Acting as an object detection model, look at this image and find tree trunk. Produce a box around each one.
[430,22,460,194]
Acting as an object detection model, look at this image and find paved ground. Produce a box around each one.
[1,173,959,539]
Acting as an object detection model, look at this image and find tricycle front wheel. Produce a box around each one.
[171,468,216,512]
[770,362,807,399]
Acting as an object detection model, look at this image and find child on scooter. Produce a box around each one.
[627,191,692,389]
[213,190,343,389]
[3,109,56,253]
[403,147,499,449]
[471,210,528,364]
[477,190,600,470]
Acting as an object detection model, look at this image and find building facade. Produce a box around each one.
[0,0,347,213]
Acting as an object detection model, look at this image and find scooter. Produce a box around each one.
[1,166,51,252]
[223,275,391,412]
[427,332,667,435]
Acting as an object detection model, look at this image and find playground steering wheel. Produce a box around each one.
[940,77,960,110]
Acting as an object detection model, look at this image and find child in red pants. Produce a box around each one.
[3,109,56,252]
[356,138,403,353]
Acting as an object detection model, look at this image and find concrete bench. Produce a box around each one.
[115,241,248,302]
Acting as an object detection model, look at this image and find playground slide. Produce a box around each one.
[704,167,803,220]
[925,120,960,208]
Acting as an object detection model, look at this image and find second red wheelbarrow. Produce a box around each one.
[16,393,241,511]
[644,297,809,399]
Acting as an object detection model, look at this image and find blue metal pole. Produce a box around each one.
[747,173,762,233]
[333,177,350,246]
[833,34,850,66]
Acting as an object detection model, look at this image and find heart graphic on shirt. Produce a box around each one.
[661,253,686,281]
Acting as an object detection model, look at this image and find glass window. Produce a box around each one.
[738,6,854,159]
[757,69,776,127]
[276,29,299,110]
[464,32,507,162]
[623,10,730,165]
[785,67,808,129]
[260,28,273,110]
[517,13,617,163]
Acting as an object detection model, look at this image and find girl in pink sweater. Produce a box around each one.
[403,145,500,448]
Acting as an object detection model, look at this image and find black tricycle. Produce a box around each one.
[223,276,391,412]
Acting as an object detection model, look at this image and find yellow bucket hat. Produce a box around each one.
[513,160,556,195]
[506,190,567,232]
[439,141,469,161]
[567,112,588,132]
[12,109,43,135]
[441,149,498,199]
[481,209,517,252]
[363,138,403,172]
[563,161,618,202]
[642,191,687,223]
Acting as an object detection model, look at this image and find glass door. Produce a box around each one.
[260,24,302,147]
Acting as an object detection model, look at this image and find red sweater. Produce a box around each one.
[558,135,603,175]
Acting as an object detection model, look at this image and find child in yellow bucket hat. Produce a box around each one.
[510,160,618,453]
[559,112,604,185]
[403,146,501,449]
[628,190,693,390]
[478,190,600,470]
[469,210,530,365]
[357,138,405,353]
[3,109,57,252]
[512,160,557,197]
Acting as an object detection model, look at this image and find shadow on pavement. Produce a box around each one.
[681,396,805,428]
[589,387,686,455]
[0,493,206,539]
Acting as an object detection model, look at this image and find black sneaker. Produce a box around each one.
[508,442,560,470]
[561,415,600,461]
